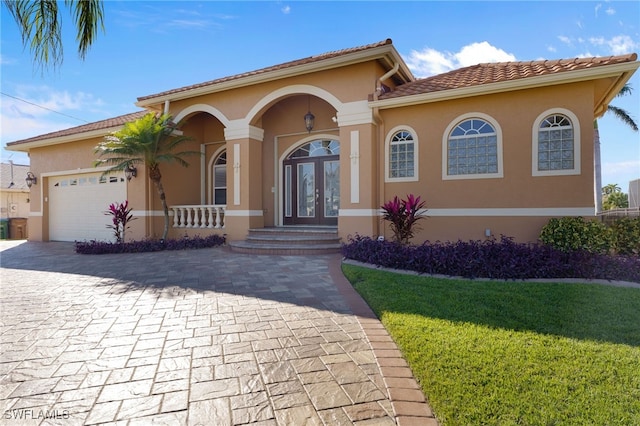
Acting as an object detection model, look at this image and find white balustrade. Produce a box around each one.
[170,205,226,229]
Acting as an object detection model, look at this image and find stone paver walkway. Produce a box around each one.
[0,241,436,425]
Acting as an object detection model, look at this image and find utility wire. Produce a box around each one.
[1,91,89,123]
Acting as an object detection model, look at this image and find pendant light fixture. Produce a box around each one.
[304,95,315,133]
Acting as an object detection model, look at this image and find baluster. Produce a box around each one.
[216,207,225,229]
[177,207,185,227]
[172,207,179,228]
[199,207,206,228]
[185,208,193,228]
[207,207,214,228]
[211,207,220,229]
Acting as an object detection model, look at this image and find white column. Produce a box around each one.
[350,130,360,203]
[233,143,241,205]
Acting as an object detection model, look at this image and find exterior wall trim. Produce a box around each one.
[441,112,504,181]
[131,210,169,217]
[339,209,380,216]
[531,107,581,177]
[174,104,231,127]
[339,207,595,217]
[337,101,374,126]
[225,122,265,141]
[385,124,419,183]
[224,210,264,217]
[350,131,360,203]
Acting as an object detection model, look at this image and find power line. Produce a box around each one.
[1,91,89,123]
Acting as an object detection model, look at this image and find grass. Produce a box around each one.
[343,264,640,426]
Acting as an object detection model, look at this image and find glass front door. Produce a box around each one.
[283,140,339,226]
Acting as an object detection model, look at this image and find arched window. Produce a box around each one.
[386,127,418,182]
[288,139,340,158]
[443,114,503,179]
[533,110,580,176]
[213,151,227,205]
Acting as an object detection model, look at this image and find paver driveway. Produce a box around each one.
[0,241,435,425]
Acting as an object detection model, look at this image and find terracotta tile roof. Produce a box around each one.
[7,111,147,146]
[379,53,639,99]
[137,39,395,102]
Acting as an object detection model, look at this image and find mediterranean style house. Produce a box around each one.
[7,39,639,250]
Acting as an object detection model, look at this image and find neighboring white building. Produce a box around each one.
[629,179,640,208]
[0,162,31,238]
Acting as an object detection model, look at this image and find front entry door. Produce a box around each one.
[283,140,340,226]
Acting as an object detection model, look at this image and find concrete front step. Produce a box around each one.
[229,227,342,255]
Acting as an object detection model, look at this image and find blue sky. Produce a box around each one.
[1,1,639,191]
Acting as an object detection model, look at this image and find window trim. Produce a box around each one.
[442,113,503,180]
[209,146,227,205]
[532,108,581,177]
[385,125,419,182]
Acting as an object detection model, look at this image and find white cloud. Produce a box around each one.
[602,160,640,185]
[0,86,103,144]
[605,7,616,16]
[281,5,291,14]
[589,35,638,55]
[595,3,602,16]
[558,35,573,47]
[0,55,16,65]
[404,42,516,78]
[168,19,211,29]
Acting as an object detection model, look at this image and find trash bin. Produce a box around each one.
[9,218,27,240]
[0,219,8,239]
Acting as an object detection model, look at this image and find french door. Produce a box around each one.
[284,154,339,226]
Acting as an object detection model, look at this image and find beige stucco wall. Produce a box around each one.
[373,81,596,243]
[26,138,149,241]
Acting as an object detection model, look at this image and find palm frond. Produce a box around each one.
[95,112,199,173]
[607,105,638,132]
[616,83,633,98]
[5,0,63,71]
[68,0,104,60]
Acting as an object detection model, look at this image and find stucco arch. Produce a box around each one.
[173,104,231,127]
[245,85,344,126]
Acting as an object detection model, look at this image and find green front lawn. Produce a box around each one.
[343,264,640,425]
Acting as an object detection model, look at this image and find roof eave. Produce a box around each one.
[6,126,124,152]
[136,44,414,108]
[593,68,637,118]
[370,60,640,112]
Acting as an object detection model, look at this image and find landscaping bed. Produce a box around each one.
[341,235,640,283]
[75,234,225,254]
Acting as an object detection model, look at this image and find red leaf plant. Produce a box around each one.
[105,200,136,244]
[381,194,427,245]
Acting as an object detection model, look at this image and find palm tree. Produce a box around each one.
[594,83,638,213]
[4,0,104,72]
[95,113,199,241]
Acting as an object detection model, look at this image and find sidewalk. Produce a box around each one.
[0,241,436,425]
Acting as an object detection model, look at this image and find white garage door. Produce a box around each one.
[49,172,127,242]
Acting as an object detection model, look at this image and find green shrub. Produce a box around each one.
[539,217,611,254]
[610,217,640,255]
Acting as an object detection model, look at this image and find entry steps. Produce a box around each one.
[229,227,342,255]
